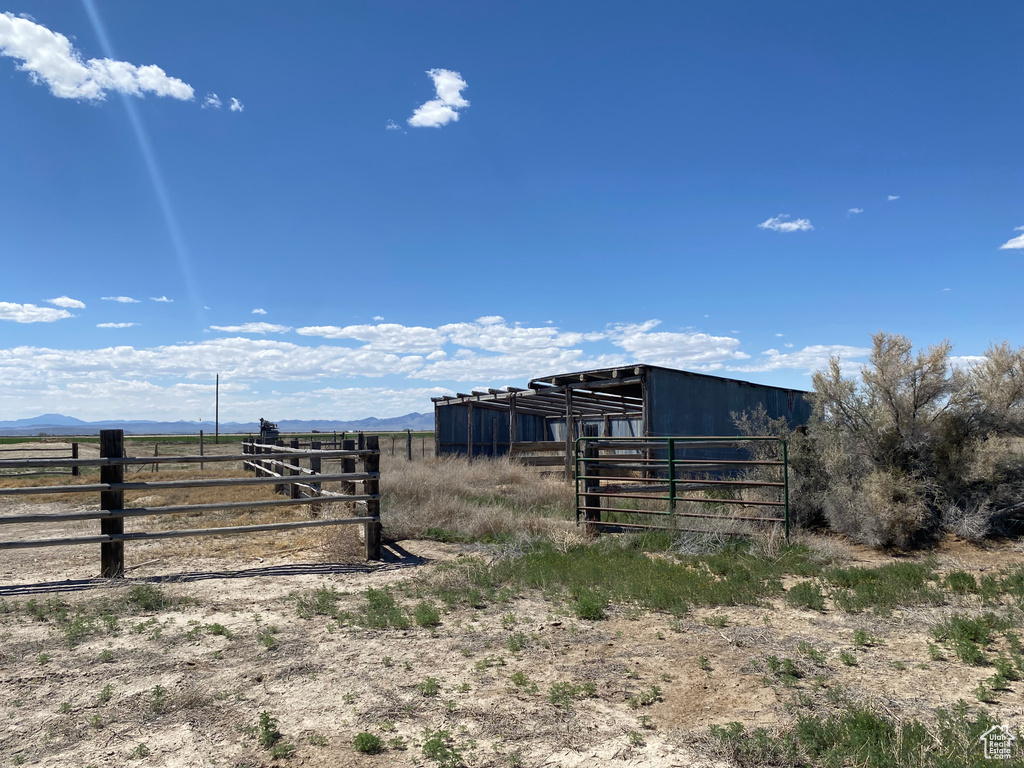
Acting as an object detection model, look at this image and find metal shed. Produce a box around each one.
[431,365,811,477]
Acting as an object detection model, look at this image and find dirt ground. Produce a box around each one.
[1,445,1023,767]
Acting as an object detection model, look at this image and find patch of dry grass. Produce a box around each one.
[379,454,576,542]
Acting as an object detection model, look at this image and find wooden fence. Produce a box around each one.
[248,430,433,461]
[0,443,80,478]
[509,441,572,478]
[0,430,382,577]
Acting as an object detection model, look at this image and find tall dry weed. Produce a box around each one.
[379,454,575,541]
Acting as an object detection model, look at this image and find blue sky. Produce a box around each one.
[1,1,1021,421]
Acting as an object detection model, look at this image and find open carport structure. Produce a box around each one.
[432,365,811,478]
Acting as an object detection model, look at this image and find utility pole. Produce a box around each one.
[215,374,220,444]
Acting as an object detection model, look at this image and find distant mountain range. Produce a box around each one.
[0,413,434,436]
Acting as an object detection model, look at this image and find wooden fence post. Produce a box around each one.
[357,432,365,451]
[99,429,125,578]
[406,429,412,461]
[309,440,322,515]
[342,439,355,496]
[289,438,300,499]
[71,443,79,477]
[363,435,382,560]
[274,438,284,494]
[199,430,204,471]
[153,443,159,473]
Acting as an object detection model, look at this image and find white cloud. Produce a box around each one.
[848,208,863,214]
[150,296,173,303]
[202,92,221,109]
[251,308,267,315]
[732,345,872,374]
[0,12,193,102]
[46,296,85,309]
[757,215,813,233]
[606,321,750,369]
[998,228,1024,250]
[296,323,445,354]
[887,195,900,201]
[0,313,898,420]
[0,302,72,323]
[229,97,243,112]
[385,119,400,131]
[209,322,291,334]
[102,296,140,303]
[373,315,385,321]
[408,68,469,128]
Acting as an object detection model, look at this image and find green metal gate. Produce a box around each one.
[574,436,789,538]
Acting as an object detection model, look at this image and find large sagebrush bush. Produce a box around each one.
[738,333,1024,548]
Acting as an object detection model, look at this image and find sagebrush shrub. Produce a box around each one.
[739,332,1024,548]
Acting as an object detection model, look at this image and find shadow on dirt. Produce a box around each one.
[0,541,425,596]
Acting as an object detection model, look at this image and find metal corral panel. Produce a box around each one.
[647,368,811,437]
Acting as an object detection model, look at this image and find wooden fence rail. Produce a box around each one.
[0,442,79,478]
[0,430,382,577]
[246,430,433,460]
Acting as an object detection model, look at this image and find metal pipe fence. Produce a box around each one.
[574,436,789,539]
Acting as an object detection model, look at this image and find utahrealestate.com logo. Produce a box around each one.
[980,725,1017,761]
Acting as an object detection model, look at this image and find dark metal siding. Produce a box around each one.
[647,368,811,437]
[436,403,546,456]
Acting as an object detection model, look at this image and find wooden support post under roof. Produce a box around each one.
[564,388,574,481]
[509,393,518,448]
[467,402,474,463]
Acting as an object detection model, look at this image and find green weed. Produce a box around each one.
[787,581,826,612]
[151,685,168,714]
[353,732,383,754]
[797,641,826,665]
[421,728,464,768]
[257,711,282,748]
[362,588,410,630]
[414,600,441,628]
[507,632,529,653]
[509,671,538,694]
[931,613,1010,665]
[627,685,662,709]
[825,561,943,615]
[295,586,340,618]
[125,583,173,612]
[548,681,596,710]
[258,626,279,650]
[418,677,441,697]
[128,743,150,760]
[944,571,978,594]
